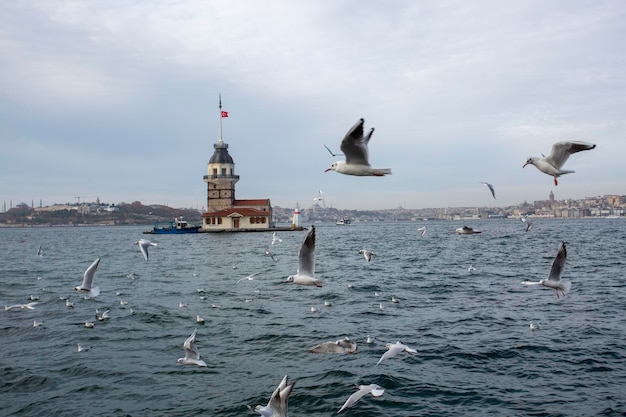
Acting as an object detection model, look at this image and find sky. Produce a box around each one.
[1,0,625,211]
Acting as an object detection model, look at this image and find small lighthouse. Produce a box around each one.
[292,203,301,229]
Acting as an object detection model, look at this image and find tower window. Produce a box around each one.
[212,168,217,176]
[221,168,226,176]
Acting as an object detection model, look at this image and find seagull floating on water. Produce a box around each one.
[325,118,392,176]
[480,182,496,199]
[249,375,296,417]
[33,320,43,327]
[529,321,539,331]
[521,241,571,298]
[376,341,417,365]
[74,257,101,298]
[523,141,596,185]
[358,249,375,263]
[337,383,385,413]
[77,343,92,352]
[468,265,476,273]
[285,226,324,287]
[308,337,357,354]
[95,309,110,321]
[177,328,207,367]
[135,239,157,261]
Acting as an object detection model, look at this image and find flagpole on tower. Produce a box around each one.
[218,93,223,144]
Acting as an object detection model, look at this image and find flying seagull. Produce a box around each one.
[135,239,157,261]
[337,383,385,413]
[521,216,533,232]
[521,241,571,298]
[74,258,101,298]
[285,226,324,287]
[376,341,417,365]
[358,249,375,263]
[523,141,596,185]
[177,328,207,367]
[325,118,392,176]
[249,375,296,417]
[480,182,496,199]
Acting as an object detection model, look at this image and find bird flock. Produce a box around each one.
[4,118,593,416]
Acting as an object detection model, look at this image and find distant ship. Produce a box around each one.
[336,217,352,225]
[144,217,200,234]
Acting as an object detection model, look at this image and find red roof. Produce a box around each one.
[202,207,269,218]
[233,199,271,207]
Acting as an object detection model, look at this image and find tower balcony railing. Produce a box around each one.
[203,174,240,180]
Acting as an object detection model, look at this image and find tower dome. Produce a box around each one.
[209,142,234,164]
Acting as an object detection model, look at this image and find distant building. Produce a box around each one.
[201,100,273,231]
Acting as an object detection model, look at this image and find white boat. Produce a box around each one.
[336,217,351,225]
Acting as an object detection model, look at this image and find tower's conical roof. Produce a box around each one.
[209,142,234,164]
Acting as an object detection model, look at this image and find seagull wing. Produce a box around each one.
[340,118,372,166]
[268,375,296,417]
[547,141,595,169]
[183,328,201,360]
[298,226,315,277]
[480,182,496,199]
[547,242,567,282]
[79,258,100,290]
[376,343,403,365]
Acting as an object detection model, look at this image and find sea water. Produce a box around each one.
[1,219,625,416]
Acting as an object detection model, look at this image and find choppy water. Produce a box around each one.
[1,219,626,416]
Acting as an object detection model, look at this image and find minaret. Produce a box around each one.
[203,95,239,212]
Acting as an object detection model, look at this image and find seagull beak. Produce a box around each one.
[522,162,528,168]
[324,167,332,172]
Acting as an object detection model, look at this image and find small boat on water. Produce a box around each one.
[455,225,482,235]
[144,217,200,234]
[336,217,352,225]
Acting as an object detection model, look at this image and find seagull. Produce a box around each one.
[95,309,110,321]
[523,141,596,185]
[358,249,375,262]
[417,226,426,237]
[65,299,74,308]
[285,226,324,287]
[249,375,296,417]
[37,245,43,257]
[265,248,278,262]
[28,294,39,301]
[480,182,496,199]
[325,118,392,176]
[271,232,283,245]
[177,328,207,367]
[530,321,539,331]
[134,239,157,261]
[74,257,101,298]
[119,299,129,306]
[324,144,343,157]
[366,335,375,344]
[33,320,43,327]
[77,343,93,352]
[196,315,205,324]
[391,295,400,303]
[84,321,95,328]
[521,241,571,298]
[376,341,417,365]
[312,189,324,205]
[521,216,533,232]
[236,272,260,284]
[308,337,358,354]
[468,265,476,273]
[337,384,385,414]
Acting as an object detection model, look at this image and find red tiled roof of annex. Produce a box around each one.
[232,199,271,207]
[202,207,270,218]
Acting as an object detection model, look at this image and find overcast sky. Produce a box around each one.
[1,1,624,211]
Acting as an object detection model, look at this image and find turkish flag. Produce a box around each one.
[221,111,229,118]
